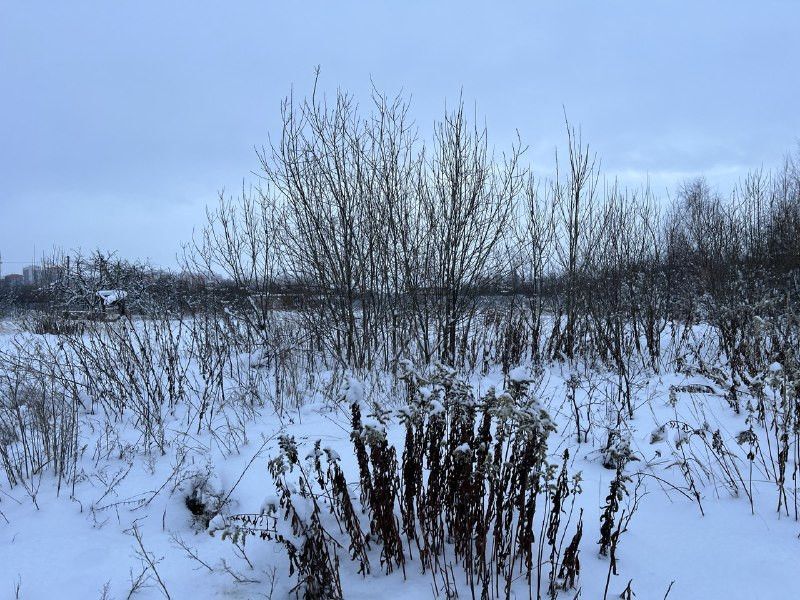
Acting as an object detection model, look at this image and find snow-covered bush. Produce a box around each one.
[223,364,592,598]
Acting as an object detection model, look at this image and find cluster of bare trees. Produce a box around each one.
[190,87,524,370]
[185,84,800,373]
[10,85,794,375]
[0,249,210,320]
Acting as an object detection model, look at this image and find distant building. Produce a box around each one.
[23,265,42,285]
[3,274,23,286]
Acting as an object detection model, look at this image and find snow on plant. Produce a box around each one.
[221,362,593,599]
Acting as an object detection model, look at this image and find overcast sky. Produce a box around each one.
[1,1,798,269]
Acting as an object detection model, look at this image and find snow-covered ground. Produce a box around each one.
[0,319,798,599]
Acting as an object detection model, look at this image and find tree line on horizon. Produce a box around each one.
[2,86,799,373]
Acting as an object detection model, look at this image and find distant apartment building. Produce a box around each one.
[23,265,42,285]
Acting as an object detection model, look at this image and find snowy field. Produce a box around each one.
[0,316,798,600]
